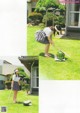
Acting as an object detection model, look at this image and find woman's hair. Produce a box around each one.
[14,69,19,76]
[50,26,55,31]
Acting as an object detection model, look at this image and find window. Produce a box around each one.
[31,67,39,88]
[32,8,35,12]
[69,4,80,26]
[0,80,4,84]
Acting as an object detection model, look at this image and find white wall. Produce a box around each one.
[0,66,2,74]
[2,64,18,75]
[2,64,30,76]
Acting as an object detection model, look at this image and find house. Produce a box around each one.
[0,59,30,89]
[19,56,39,95]
[0,60,17,89]
[0,74,7,90]
[66,3,80,37]
[27,0,38,16]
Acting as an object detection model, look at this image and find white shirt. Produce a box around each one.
[12,74,20,82]
[43,27,53,37]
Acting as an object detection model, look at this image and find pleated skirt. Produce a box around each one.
[13,81,20,91]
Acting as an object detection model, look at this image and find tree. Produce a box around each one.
[17,67,30,91]
[17,67,29,79]
[35,0,65,26]
[35,0,60,12]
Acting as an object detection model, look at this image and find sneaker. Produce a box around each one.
[47,53,51,56]
[44,54,50,57]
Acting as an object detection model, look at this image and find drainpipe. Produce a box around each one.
[65,4,68,36]
[30,60,35,94]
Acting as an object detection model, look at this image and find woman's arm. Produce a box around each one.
[11,74,15,88]
[48,35,54,45]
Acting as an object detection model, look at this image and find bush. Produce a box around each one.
[39,23,45,29]
[43,12,65,27]
[55,15,65,27]
[28,12,43,25]
[5,81,11,89]
[27,18,32,24]
[43,12,54,22]
[21,83,30,91]
[43,12,56,26]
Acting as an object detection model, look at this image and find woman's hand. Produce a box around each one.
[48,36,54,45]
[18,81,20,86]
[50,41,54,45]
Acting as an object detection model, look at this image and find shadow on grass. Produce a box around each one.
[60,35,80,40]
[16,101,23,104]
[39,52,55,58]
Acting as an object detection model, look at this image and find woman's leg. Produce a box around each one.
[45,44,50,57]
[13,90,18,103]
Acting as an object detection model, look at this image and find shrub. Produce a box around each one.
[5,81,11,89]
[43,12,54,22]
[20,78,30,91]
[21,83,30,91]
[55,15,65,27]
[27,17,32,23]
[43,12,56,26]
[39,23,45,29]
[43,12,65,27]
[28,12,43,25]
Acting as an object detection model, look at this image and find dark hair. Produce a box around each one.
[15,73,19,77]
[14,71,19,77]
[50,26,55,31]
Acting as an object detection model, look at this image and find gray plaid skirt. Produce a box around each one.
[43,36,52,44]
[43,37,50,44]
[13,81,20,91]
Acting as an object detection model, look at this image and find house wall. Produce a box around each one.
[2,64,18,75]
[0,75,6,81]
[2,64,30,77]
[66,4,80,37]
[0,75,6,90]
[0,66,2,74]
[27,0,38,16]
[0,60,3,65]
[0,81,5,90]
[27,2,32,16]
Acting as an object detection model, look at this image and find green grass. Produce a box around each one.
[27,26,80,80]
[0,90,38,113]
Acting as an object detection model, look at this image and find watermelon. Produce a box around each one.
[56,50,65,61]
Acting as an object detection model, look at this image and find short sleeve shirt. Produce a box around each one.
[12,74,20,82]
[43,27,53,38]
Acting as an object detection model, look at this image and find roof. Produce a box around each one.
[3,60,12,64]
[18,56,39,72]
[0,60,12,65]
[0,74,6,77]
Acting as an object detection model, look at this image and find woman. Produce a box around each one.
[11,69,20,103]
[43,23,54,57]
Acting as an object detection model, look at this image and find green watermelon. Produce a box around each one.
[56,50,65,61]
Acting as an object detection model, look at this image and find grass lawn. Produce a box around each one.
[27,26,80,80]
[0,90,38,113]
